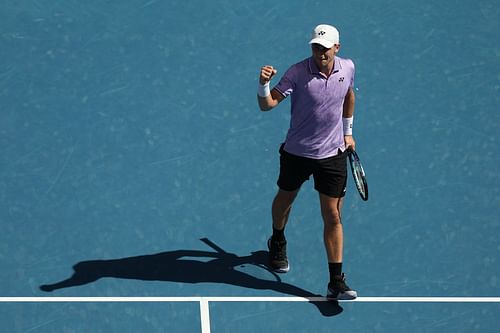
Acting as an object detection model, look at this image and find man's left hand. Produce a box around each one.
[344,135,356,151]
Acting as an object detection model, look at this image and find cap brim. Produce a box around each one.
[309,38,335,49]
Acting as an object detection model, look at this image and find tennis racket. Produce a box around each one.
[347,149,368,201]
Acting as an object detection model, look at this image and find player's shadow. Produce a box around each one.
[39,238,342,317]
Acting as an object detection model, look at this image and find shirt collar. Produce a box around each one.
[308,56,341,76]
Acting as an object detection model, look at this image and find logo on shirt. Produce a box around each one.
[339,77,345,82]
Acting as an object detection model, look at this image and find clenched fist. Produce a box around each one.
[259,65,277,85]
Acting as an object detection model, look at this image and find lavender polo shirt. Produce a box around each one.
[274,56,355,159]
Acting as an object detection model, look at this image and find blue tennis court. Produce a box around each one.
[1,0,499,332]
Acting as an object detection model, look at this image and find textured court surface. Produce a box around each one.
[1,0,499,332]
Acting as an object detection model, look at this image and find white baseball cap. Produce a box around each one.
[309,24,340,49]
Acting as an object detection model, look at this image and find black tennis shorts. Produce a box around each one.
[277,144,347,198]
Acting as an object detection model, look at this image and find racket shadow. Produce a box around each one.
[39,238,342,317]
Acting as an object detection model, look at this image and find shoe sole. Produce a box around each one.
[273,264,290,273]
[326,290,358,301]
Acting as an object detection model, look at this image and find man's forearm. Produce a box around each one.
[342,88,355,118]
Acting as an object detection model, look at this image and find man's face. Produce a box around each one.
[311,43,339,69]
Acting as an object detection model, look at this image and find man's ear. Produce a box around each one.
[334,43,341,54]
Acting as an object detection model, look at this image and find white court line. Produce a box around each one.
[0,296,499,302]
[199,298,211,333]
[2,297,499,333]
[198,297,500,303]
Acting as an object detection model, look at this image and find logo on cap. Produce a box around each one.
[318,31,326,36]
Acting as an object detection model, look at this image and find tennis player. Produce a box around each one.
[257,24,357,300]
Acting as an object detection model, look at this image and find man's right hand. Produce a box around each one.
[260,65,277,85]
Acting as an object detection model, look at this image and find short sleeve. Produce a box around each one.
[273,66,296,97]
[346,59,355,88]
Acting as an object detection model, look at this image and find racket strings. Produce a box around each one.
[348,151,368,201]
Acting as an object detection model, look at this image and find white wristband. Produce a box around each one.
[343,116,353,135]
[257,82,270,97]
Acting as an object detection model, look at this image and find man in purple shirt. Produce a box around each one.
[257,24,357,300]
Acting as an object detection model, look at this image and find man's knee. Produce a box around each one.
[323,208,342,225]
[275,189,299,205]
[319,194,343,225]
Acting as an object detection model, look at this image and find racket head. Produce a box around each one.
[348,150,368,201]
